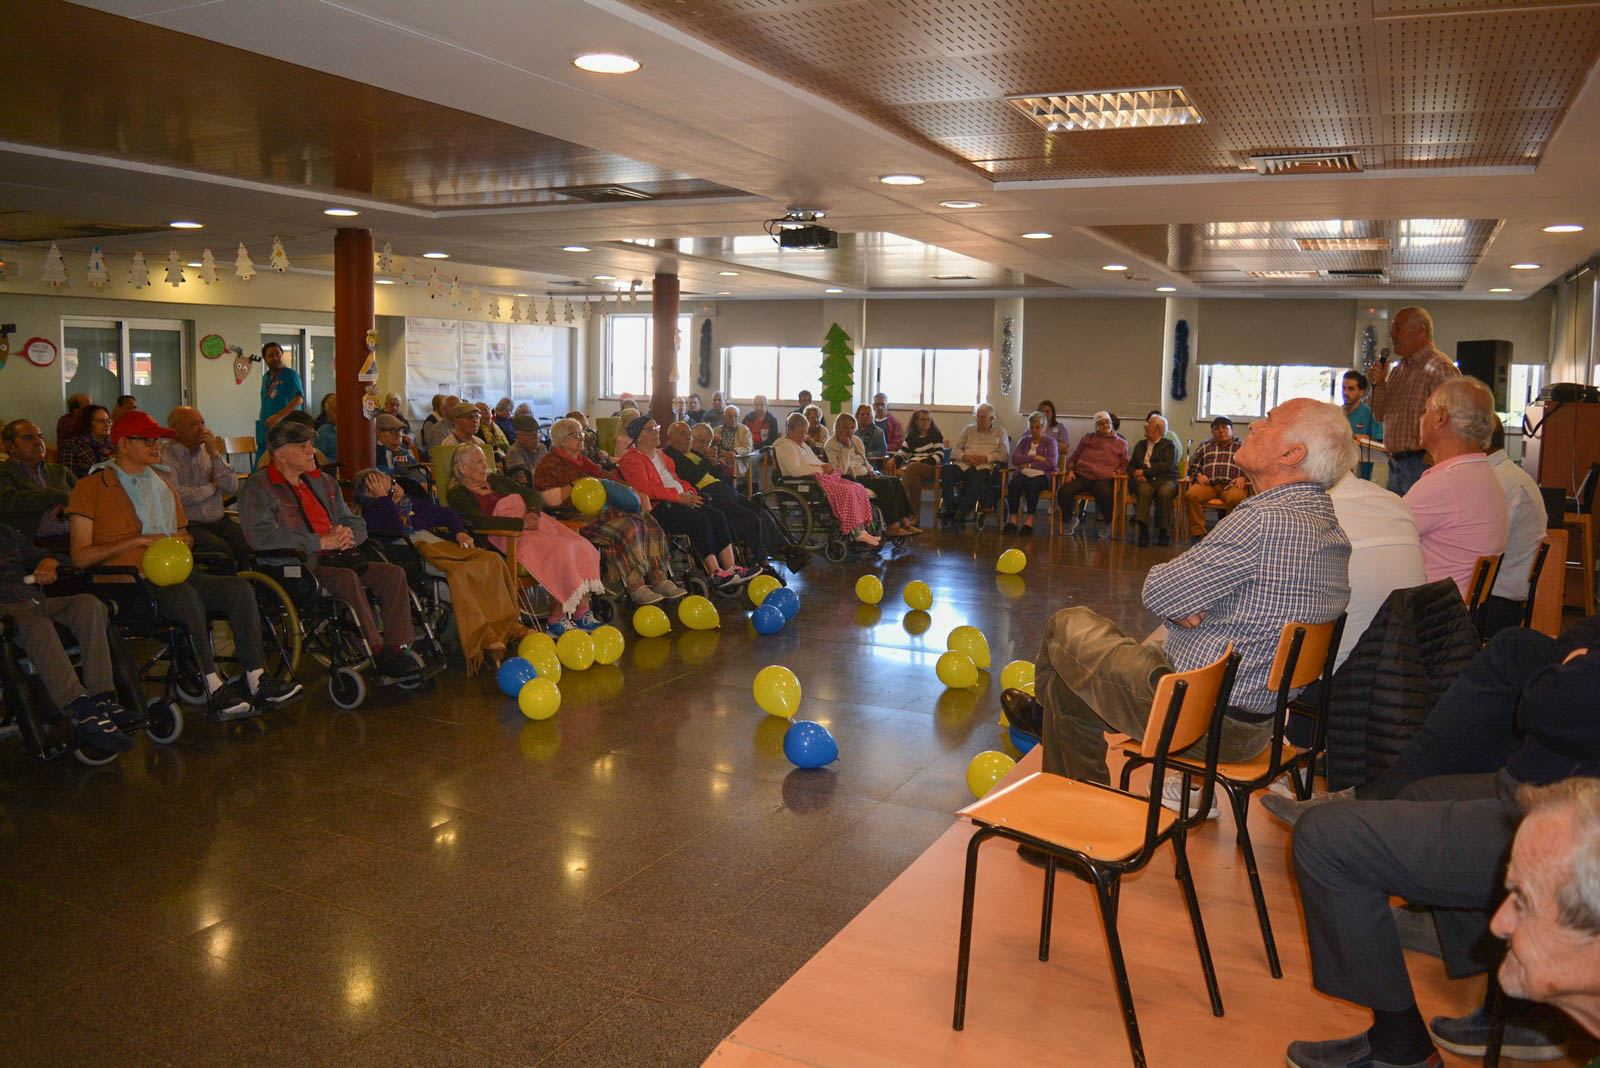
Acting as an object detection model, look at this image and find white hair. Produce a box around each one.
[1519,778,1600,933]
[724,404,740,418]
[975,403,995,417]
[1148,414,1168,433]
[1428,377,1497,451]
[1093,410,1112,425]
[1284,400,1360,488]
[1027,411,1045,428]
[450,442,488,479]
[548,417,582,446]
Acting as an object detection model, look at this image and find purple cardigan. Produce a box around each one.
[1010,434,1059,476]
[360,494,466,538]
[1065,431,1129,480]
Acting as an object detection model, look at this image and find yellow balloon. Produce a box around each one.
[753,665,801,718]
[633,605,671,638]
[936,650,979,689]
[855,574,883,605]
[679,629,721,665]
[1000,659,1036,691]
[678,594,720,631]
[946,625,992,669]
[589,625,624,665]
[555,629,595,670]
[902,580,933,611]
[747,574,780,607]
[998,710,1010,727]
[1022,680,1035,696]
[902,609,932,636]
[966,750,1017,798]
[517,632,557,662]
[571,477,606,515]
[524,645,562,683]
[517,677,562,720]
[141,537,194,587]
[996,548,1027,575]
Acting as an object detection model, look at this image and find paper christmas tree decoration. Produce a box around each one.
[164,250,186,287]
[84,246,109,288]
[268,237,290,272]
[819,322,855,414]
[563,299,575,323]
[545,296,557,323]
[629,282,640,306]
[235,244,256,281]
[42,243,67,287]
[447,278,461,308]
[426,266,443,300]
[488,296,501,320]
[377,243,393,272]
[129,250,150,289]
[468,287,482,315]
[198,248,219,285]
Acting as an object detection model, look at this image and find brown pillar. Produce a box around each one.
[650,272,679,427]
[333,227,375,476]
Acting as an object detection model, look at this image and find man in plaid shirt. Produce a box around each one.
[1369,305,1460,496]
[1184,415,1248,537]
[1008,398,1352,799]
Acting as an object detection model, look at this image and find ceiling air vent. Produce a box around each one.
[1323,268,1388,280]
[1246,151,1362,176]
[932,274,975,280]
[553,184,653,203]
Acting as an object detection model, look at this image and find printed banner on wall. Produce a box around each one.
[403,318,460,422]
[511,324,557,415]
[459,320,487,403]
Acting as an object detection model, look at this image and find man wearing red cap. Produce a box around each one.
[66,411,302,720]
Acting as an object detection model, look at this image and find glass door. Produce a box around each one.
[127,321,185,420]
[306,329,336,417]
[61,317,188,418]
[62,319,123,408]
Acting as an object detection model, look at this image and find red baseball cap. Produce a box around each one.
[109,410,176,444]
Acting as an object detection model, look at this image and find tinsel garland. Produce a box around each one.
[999,317,1014,395]
[1361,324,1378,372]
[1170,319,1190,401]
[698,320,713,389]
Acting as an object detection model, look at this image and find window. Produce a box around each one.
[1198,363,1347,420]
[871,347,989,408]
[606,313,691,398]
[63,316,187,416]
[722,345,821,403]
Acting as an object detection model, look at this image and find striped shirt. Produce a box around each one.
[1143,480,1351,712]
[1368,345,1459,454]
[1188,437,1244,483]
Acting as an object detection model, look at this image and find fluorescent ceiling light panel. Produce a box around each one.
[1296,237,1391,252]
[1008,86,1202,132]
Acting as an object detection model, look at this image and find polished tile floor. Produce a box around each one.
[0,527,1169,1066]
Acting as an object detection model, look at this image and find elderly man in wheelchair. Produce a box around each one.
[65,411,304,723]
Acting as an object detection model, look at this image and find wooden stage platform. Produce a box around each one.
[709,749,1590,1067]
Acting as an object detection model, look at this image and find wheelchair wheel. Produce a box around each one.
[239,570,302,674]
[824,537,850,563]
[684,574,712,601]
[73,743,121,767]
[591,596,617,624]
[763,487,818,552]
[144,701,183,745]
[328,667,367,710]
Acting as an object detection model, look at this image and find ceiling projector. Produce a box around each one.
[777,224,839,250]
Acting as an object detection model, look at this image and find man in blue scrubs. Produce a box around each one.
[255,342,304,455]
[1343,370,1383,481]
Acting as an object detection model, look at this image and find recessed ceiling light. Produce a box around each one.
[940,200,982,209]
[1008,86,1203,132]
[323,207,360,217]
[183,261,201,268]
[718,270,740,276]
[422,251,450,259]
[1021,231,1053,240]
[1542,224,1584,233]
[561,245,590,252]
[1490,287,1512,293]
[715,291,732,296]
[824,288,843,294]
[1156,285,1177,292]
[573,52,641,74]
[593,274,615,280]
[516,292,529,297]
[375,278,395,285]
[1510,262,1541,270]
[1102,263,1129,271]
[169,220,202,229]
[879,174,925,186]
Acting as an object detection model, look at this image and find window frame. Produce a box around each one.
[868,346,990,412]
[1197,363,1350,422]
[60,315,190,409]
[602,313,692,400]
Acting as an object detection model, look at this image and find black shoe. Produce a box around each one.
[1000,688,1044,739]
[1286,1033,1441,1068]
[374,648,423,681]
[206,680,260,723]
[1155,529,1171,547]
[250,675,304,706]
[67,698,135,754]
[1428,1004,1563,1061]
[91,693,144,730]
[1135,520,1150,548]
[1001,521,1017,534]
[1018,524,1033,538]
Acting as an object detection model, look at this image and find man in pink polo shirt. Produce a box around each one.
[1403,377,1508,598]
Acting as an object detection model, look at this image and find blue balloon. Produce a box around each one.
[751,603,786,635]
[497,656,538,697]
[1010,726,1039,756]
[783,719,839,769]
[766,587,800,621]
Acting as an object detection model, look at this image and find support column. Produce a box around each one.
[651,272,680,427]
[334,227,374,476]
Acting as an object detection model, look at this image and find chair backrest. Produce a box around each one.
[1578,461,1599,514]
[1465,553,1503,612]
[223,435,257,461]
[1140,645,1238,760]
[1525,530,1568,636]
[1266,618,1343,693]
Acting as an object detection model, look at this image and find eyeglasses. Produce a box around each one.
[127,436,162,446]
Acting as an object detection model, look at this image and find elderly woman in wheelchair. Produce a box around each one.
[774,412,882,550]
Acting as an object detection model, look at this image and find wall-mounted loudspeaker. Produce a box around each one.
[1455,339,1512,410]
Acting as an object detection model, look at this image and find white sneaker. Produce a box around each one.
[1159,776,1220,820]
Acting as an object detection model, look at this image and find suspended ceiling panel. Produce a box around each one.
[623,0,1600,180]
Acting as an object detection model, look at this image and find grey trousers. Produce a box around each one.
[1133,479,1177,531]
[1036,606,1268,784]
[150,574,264,676]
[3,594,113,706]
[1294,770,1515,1011]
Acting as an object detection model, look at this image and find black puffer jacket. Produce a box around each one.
[1323,580,1479,789]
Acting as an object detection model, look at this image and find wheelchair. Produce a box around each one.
[364,531,478,663]
[763,472,892,563]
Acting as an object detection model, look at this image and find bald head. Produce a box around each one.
[167,406,208,450]
[1390,306,1435,358]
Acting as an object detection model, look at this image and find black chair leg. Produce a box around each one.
[1484,977,1507,1068]
[1227,787,1283,978]
[1093,870,1145,1068]
[1040,852,1057,962]
[952,829,990,1030]
[1173,835,1224,1016]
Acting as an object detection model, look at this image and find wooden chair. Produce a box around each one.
[1465,553,1504,639]
[1525,530,1569,636]
[1118,616,1344,978]
[222,435,258,470]
[1060,474,1124,538]
[953,647,1241,1067]
[1176,477,1250,544]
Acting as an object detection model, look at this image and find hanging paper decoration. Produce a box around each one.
[697,319,713,388]
[539,295,552,324]
[999,316,1014,395]
[41,243,68,288]
[488,296,501,320]
[468,287,482,315]
[164,250,186,288]
[129,250,151,289]
[377,242,394,272]
[85,246,109,288]
[447,277,461,308]
[235,243,256,281]
[563,299,575,324]
[268,236,291,272]
[426,266,443,300]
[1170,319,1190,401]
[629,281,640,306]
[199,248,219,285]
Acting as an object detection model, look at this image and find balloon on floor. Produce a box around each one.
[783,720,839,769]
[966,750,1016,798]
[936,650,979,689]
[946,625,991,669]
[902,580,933,611]
[854,574,883,604]
[678,594,720,630]
[1009,726,1038,755]
[996,548,1027,574]
[525,645,562,684]
[747,574,780,606]
[496,657,537,697]
[751,603,786,635]
[518,678,561,720]
[753,665,802,718]
[765,586,800,621]
[517,632,557,661]
[633,604,671,637]
[1000,659,1035,691]
[589,625,624,665]
[556,629,595,670]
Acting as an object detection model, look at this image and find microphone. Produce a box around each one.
[1379,347,1391,365]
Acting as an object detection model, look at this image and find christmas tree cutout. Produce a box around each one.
[164,250,185,287]
[235,244,256,281]
[426,266,443,300]
[85,247,109,288]
[820,322,854,414]
[42,243,68,287]
[468,287,482,315]
[129,250,150,289]
[447,277,461,308]
[563,299,575,324]
[199,248,219,285]
[377,243,394,273]
[268,237,290,272]
[488,296,501,320]
[544,296,557,324]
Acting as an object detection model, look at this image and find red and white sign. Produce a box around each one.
[22,337,57,367]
